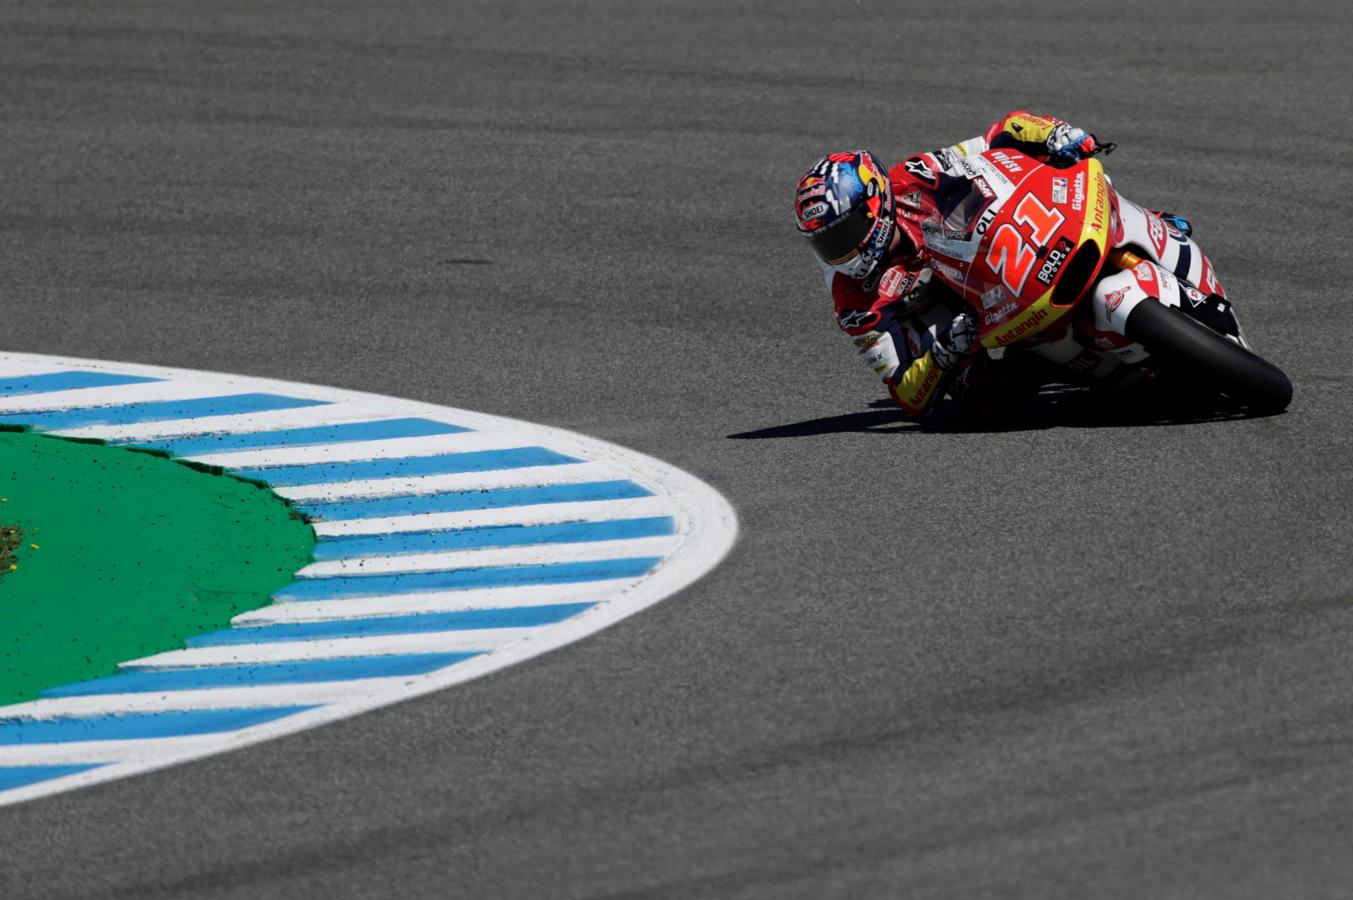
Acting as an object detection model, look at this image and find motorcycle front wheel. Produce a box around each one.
[1123,299,1293,414]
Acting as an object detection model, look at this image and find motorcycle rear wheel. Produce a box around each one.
[1123,299,1292,413]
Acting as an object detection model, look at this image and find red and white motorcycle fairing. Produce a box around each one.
[902,150,1243,386]
[1072,198,1247,376]
[906,144,1289,412]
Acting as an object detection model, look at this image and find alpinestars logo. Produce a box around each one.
[838,308,879,330]
[904,158,935,182]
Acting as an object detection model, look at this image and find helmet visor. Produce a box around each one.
[806,201,881,267]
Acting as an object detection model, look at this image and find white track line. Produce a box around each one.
[0,351,738,809]
[309,506,671,553]
[274,461,618,502]
[0,362,90,378]
[0,677,427,720]
[296,535,678,577]
[127,629,535,668]
[0,380,240,414]
[184,431,532,468]
[311,496,676,536]
[0,736,274,768]
[55,402,405,442]
[234,581,636,625]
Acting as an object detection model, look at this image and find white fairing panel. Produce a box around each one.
[1116,198,1211,289]
[1090,259,1190,364]
[1092,269,1152,335]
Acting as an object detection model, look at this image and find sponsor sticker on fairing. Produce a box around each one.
[989,151,1024,175]
[980,283,1007,309]
[1201,257,1224,296]
[994,307,1050,346]
[1066,349,1099,375]
[956,157,983,180]
[1147,213,1168,257]
[983,302,1017,325]
[1104,286,1129,320]
[973,208,996,237]
[1035,237,1076,286]
[921,219,981,262]
[1154,265,1178,299]
[930,259,965,283]
[1051,177,1068,205]
[1071,171,1085,212]
[1089,177,1107,232]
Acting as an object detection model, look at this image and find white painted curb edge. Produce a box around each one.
[0,352,738,806]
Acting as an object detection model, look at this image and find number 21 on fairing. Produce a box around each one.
[984,194,1066,295]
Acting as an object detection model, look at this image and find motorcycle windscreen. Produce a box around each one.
[938,181,993,235]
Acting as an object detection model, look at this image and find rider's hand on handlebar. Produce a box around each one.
[1047,124,1100,166]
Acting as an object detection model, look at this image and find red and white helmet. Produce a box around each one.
[795,151,895,280]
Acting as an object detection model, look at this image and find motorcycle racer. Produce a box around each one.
[796,111,1140,416]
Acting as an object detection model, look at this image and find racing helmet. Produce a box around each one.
[795,151,895,280]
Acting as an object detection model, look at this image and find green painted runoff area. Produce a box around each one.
[0,429,314,706]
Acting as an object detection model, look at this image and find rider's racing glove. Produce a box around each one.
[1046,124,1099,165]
[930,312,979,371]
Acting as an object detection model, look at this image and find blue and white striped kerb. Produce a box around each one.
[0,353,737,806]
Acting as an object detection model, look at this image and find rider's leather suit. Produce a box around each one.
[829,111,1238,415]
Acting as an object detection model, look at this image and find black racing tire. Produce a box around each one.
[1124,298,1292,413]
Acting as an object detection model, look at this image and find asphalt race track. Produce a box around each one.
[2,1,1352,897]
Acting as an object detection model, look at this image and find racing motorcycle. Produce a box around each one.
[912,148,1292,412]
